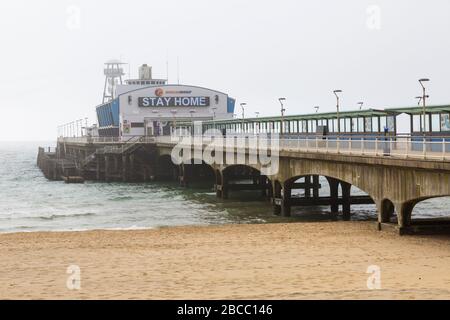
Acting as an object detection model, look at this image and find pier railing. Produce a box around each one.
[162,135,450,161]
[275,136,450,161]
[58,135,450,161]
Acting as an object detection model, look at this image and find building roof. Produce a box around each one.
[386,104,450,115]
[200,108,397,125]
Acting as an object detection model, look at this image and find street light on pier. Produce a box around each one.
[415,96,423,106]
[71,121,76,137]
[240,103,247,133]
[314,106,320,113]
[333,90,343,134]
[211,107,218,130]
[78,119,83,137]
[419,78,430,136]
[278,98,286,137]
[358,102,364,110]
[84,118,88,136]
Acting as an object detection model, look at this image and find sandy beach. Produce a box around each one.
[0,222,449,300]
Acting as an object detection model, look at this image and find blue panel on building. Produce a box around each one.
[227,97,236,114]
[96,99,120,128]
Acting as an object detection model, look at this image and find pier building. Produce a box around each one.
[96,62,235,138]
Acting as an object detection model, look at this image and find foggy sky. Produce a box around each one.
[1,0,450,140]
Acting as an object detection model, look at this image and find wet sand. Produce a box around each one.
[0,222,449,300]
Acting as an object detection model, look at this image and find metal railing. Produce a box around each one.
[276,137,450,161]
[57,135,450,161]
[163,135,450,161]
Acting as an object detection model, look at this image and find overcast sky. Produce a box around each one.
[1,0,450,140]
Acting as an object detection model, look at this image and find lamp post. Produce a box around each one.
[333,90,343,134]
[314,106,320,113]
[78,119,83,137]
[279,98,286,137]
[84,118,88,136]
[419,78,430,136]
[240,103,246,133]
[415,96,423,106]
[211,107,218,130]
[358,102,364,110]
[254,112,260,134]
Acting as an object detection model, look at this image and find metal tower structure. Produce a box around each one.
[103,60,126,104]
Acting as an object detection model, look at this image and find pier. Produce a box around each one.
[38,131,450,235]
[38,62,450,235]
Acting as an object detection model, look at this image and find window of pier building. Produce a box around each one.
[291,120,298,133]
[345,118,351,132]
[413,114,431,132]
[351,118,357,132]
[282,121,290,133]
[441,113,450,132]
[432,114,440,132]
[274,121,279,133]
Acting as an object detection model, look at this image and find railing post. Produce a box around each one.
[316,137,319,152]
[326,137,329,154]
[337,137,340,154]
[361,138,364,155]
[390,138,393,157]
[375,138,378,156]
[349,139,352,155]
[423,138,427,160]
[406,137,409,159]
[443,138,446,161]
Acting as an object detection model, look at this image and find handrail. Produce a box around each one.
[56,135,450,162]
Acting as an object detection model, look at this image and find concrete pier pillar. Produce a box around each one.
[273,200,281,216]
[395,201,414,229]
[221,174,229,200]
[96,157,101,181]
[52,162,58,180]
[273,181,283,216]
[173,167,179,182]
[260,176,268,198]
[327,177,339,214]
[104,156,110,182]
[281,184,292,217]
[179,164,188,187]
[113,156,119,173]
[267,181,274,202]
[215,171,223,198]
[313,175,320,199]
[341,182,351,221]
[129,154,135,182]
[304,176,311,198]
[378,199,395,223]
[142,166,149,182]
[122,155,128,182]
[215,185,222,198]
